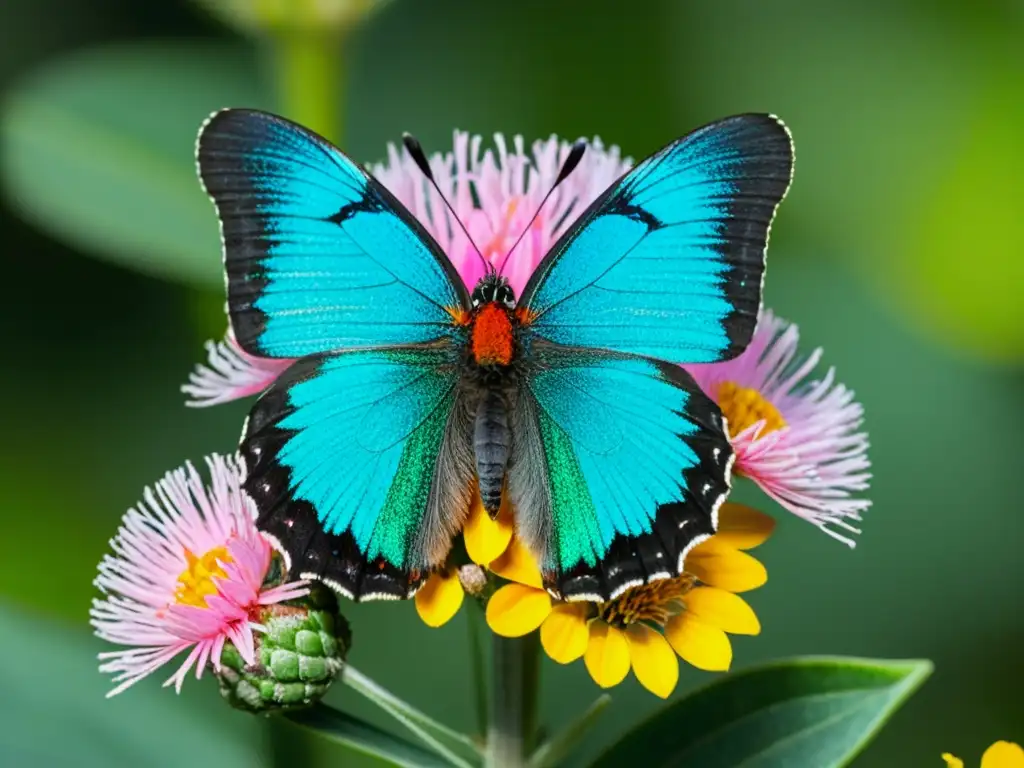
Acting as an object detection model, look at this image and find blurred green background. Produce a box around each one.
[1,0,1021,765]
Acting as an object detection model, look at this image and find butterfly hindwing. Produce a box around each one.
[196,109,470,358]
[518,113,794,364]
[242,343,475,600]
[509,340,732,601]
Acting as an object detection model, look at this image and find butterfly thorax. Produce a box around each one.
[469,274,518,368]
[471,303,515,366]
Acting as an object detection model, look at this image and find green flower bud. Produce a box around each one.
[215,583,351,713]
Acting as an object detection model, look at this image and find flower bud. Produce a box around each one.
[215,583,350,713]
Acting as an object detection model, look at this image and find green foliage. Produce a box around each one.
[591,657,932,768]
[0,604,261,767]
[285,705,454,768]
[0,42,269,287]
[342,666,482,767]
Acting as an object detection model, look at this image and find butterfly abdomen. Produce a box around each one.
[474,390,510,516]
[471,303,515,367]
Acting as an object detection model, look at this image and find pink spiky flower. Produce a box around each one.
[685,311,871,545]
[182,130,631,406]
[90,454,308,696]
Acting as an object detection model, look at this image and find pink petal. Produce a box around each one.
[182,332,294,407]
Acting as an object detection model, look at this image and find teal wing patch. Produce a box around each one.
[242,343,475,600]
[509,341,733,601]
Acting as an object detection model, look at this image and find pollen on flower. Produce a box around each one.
[174,546,231,608]
[597,574,696,628]
[717,381,787,438]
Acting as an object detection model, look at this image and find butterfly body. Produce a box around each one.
[196,109,794,602]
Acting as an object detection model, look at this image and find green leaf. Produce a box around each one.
[0,603,260,767]
[285,703,454,768]
[590,656,932,768]
[343,666,482,768]
[529,695,611,768]
[0,42,270,288]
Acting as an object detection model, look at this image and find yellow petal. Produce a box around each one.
[942,755,965,768]
[625,624,679,699]
[683,587,761,635]
[982,741,1024,768]
[664,613,732,671]
[540,604,589,664]
[485,583,552,637]
[685,546,767,593]
[713,503,776,550]
[584,622,630,688]
[414,571,464,628]
[464,492,514,565]
[490,536,544,588]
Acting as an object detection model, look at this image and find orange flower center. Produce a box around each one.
[174,546,231,608]
[716,381,787,438]
[597,574,696,628]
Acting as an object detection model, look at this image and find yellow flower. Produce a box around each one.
[484,502,774,698]
[943,741,1024,768]
[414,493,516,627]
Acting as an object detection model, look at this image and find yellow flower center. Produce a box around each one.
[716,381,787,438]
[174,546,231,608]
[597,574,696,628]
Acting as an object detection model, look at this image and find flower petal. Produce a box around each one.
[683,587,761,635]
[941,755,964,768]
[464,493,514,565]
[664,613,732,671]
[415,571,465,628]
[490,537,544,588]
[584,622,630,688]
[540,604,589,664]
[486,584,551,637]
[625,624,679,699]
[712,503,776,550]
[982,741,1024,768]
[181,333,293,407]
[685,546,767,593]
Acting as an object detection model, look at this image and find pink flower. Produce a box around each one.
[685,311,871,545]
[182,331,292,407]
[372,131,629,297]
[182,130,631,406]
[90,454,307,696]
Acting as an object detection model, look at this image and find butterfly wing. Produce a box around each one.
[517,113,793,364]
[509,340,732,600]
[242,342,475,600]
[196,109,470,358]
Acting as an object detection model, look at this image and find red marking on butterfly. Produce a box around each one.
[514,306,537,326]
[445,306,471,326]
[472,303,515,366]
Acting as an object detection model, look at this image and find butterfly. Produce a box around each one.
[195,109,793,602]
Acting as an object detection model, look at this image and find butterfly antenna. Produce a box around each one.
[402,133,489,273]
[496,138,587,277]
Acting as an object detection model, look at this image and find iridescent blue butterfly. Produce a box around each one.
[196,109,793,601]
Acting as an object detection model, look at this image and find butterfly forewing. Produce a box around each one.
[519,113,794,364]
[196,109,470,359]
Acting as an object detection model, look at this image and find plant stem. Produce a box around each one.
[265,28,346,144]
[487,634,541,768]
[468,600,490,739]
